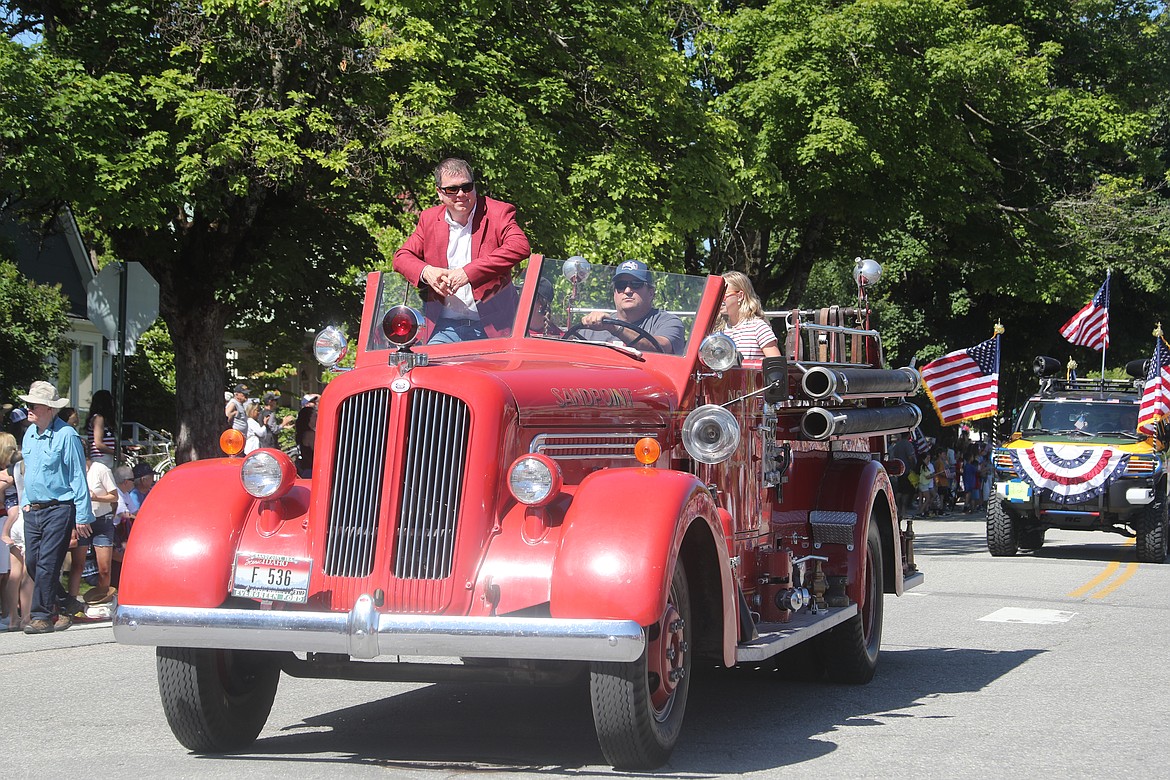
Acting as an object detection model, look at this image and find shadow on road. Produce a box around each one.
[911,527,990,557]
[206,645,1040,774]
[909,519,1140,565]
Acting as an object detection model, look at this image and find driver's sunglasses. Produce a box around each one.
[438,182,475,195]
[613,280,648,292]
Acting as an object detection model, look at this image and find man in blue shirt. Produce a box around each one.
[18,381,94,633]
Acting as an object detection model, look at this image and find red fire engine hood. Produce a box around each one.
[422,353,680,426]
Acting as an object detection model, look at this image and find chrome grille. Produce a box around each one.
[395,389,469,579]
[324,389,392,577]
[531,432,658,460]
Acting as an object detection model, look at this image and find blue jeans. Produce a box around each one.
[428,318,486,344]
[23,502,76,621]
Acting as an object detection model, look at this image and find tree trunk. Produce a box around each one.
[111,224,238,465]
[167,297,230,464]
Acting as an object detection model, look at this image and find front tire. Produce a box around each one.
[1135,498,1169,563]
[822,521,884,684]
[157,647,280,752]
[590,558,691,770]
[987,497,1019,557]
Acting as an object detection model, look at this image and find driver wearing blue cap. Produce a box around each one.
[576,261,685,354]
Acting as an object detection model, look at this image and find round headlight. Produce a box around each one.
[508,454,563,506]
[683,404,742,465]
[699,333,739,371]
[314,326,347,367]
[382,305,424,347]
[240,449,297,499]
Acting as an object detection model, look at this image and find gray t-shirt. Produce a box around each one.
[575,308,686,354]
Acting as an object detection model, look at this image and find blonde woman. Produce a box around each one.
[718,271,781,360]
[244,401,265,454]
[1,432,31,630]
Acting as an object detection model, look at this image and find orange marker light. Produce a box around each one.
[220,428,245,456]
[635,437,661,465]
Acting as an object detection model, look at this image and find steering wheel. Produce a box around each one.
[564,317,665,353]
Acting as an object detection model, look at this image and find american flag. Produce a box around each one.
[1137,337,1170,434]
[1060,275,1110,351]
[921,337,1000,426]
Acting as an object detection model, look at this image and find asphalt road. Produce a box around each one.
[3,514,1168,778]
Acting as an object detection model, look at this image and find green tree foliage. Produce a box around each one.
[1,0,728,460]
[0,259,71,403]
[3,0,1170,448]
[704,0,1170,404]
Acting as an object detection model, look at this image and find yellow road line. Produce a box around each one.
[1092,561,1140,599]
[1067,538,1138,599]
[1067,560,1120,598]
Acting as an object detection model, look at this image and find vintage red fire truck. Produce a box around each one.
[114,255,923,769]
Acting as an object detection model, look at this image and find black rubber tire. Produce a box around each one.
[157,646,281,752]
[986,497,1019,557]
[1135,499,1169,563]
[1018,527,1046,551]
[822,521,884,684]
[590,559,691,770]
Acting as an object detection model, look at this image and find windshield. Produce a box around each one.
[365,257,709,356]
[523,258,707,356]
[1017,399,1140,436]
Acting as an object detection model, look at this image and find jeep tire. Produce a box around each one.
[1135,498,1169,563]
[986,497,1019,557]
[1018,527,1046,551]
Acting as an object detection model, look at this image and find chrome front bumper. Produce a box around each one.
[113,594,645,662]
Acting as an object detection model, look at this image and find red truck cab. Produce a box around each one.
[115,254,922,769]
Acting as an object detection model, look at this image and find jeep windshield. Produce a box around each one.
[1016,399,1141,438]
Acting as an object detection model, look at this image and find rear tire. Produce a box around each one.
[1018,527,1046,551]
[822,521,883,684]
[986,497,1019,557]
[1135,498,1169,563]
[590,558,691,770]
[157,647,280,752]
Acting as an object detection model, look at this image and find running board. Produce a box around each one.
[735,604,857,663]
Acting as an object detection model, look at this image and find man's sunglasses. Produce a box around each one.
[613,279,648,291]
[438,182,475,195]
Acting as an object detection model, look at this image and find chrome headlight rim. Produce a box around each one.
[240,449,297,500]
[313,325,348,367]
[699,333,740,372]
[508,454,563,506]
[682,404,742,465]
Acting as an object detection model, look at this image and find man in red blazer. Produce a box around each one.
[393,158,531,342]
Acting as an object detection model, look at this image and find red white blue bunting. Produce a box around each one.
[1008,445,1130,504]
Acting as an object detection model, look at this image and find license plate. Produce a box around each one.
[1005,480,1031,502]
[232,553,311,603]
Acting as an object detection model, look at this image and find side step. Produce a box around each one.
[735,604,857,663]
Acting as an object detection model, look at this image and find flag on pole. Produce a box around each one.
[1060,275,1110,351]
[1137,336,1170,434]
[921,337,1000,426]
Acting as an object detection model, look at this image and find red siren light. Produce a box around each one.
[382,305,423,347]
